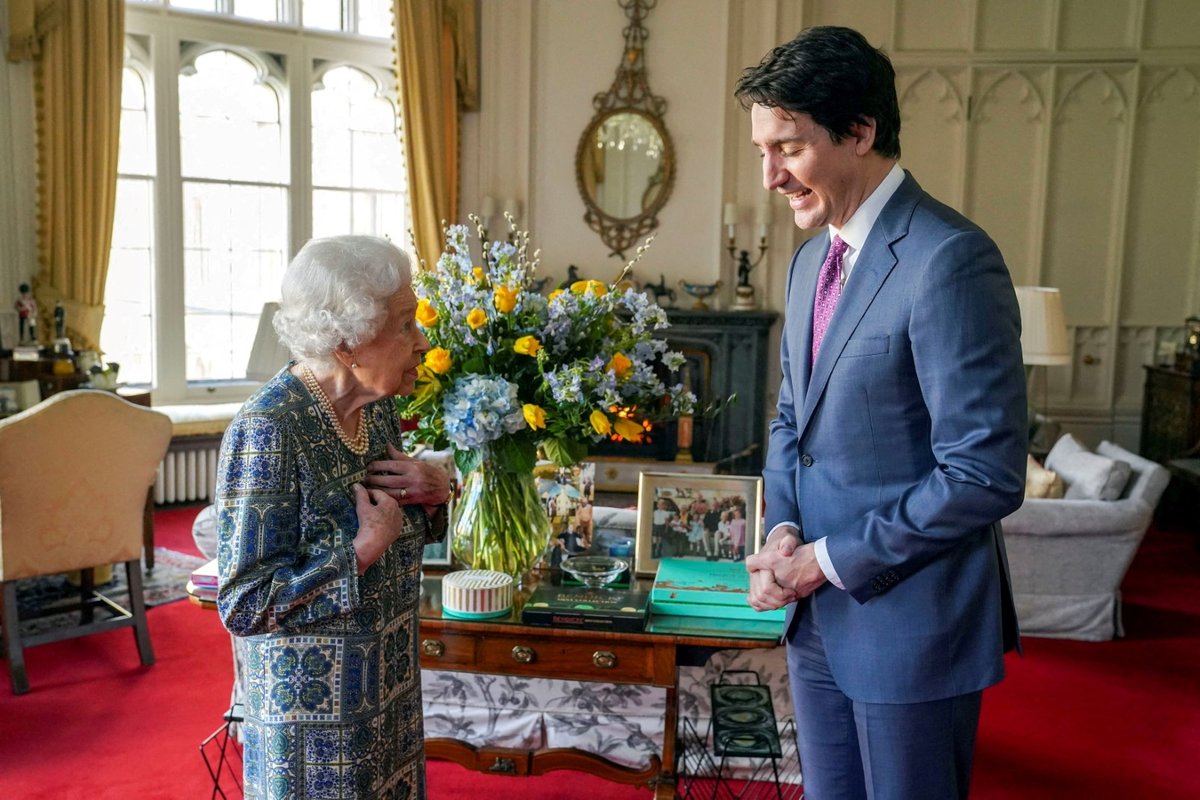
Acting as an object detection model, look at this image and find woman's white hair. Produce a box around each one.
[273,235,411,364]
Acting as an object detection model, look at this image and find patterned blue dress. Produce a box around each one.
[216,368,437,799]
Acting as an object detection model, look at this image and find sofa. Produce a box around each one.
[1001,436,1170,641]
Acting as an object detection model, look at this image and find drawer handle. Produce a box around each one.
[512,645,536,664]
[593,650,617,669]
[421,639,445,658]
[489,757,517,774]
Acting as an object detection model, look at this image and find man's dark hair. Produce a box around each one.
[734,26,901,159]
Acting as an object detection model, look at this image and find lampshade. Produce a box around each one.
[1015,286,1071,366]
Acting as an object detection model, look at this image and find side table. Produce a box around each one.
[1166,458,1200,543]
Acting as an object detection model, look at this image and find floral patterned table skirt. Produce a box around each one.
[421,646,800,783]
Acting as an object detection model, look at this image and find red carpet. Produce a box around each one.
[1,506,1197,798]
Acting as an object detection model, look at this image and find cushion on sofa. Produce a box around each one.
[1025,455,1064,499]
[1045,433,1132,501]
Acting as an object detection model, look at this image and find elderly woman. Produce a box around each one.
[216,235,451,799]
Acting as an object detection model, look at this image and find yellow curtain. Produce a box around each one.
[6,0,123,351]
[393,0,478,268]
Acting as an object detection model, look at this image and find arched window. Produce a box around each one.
[102,60,155,385]
[102,4,404,401]
[311,65,408,242]
[179,47,287,382]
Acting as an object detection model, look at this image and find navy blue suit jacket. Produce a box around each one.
[763,172,1026,704]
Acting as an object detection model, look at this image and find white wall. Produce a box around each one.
[3,0,1199,447]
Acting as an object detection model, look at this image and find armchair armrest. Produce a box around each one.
[1000,498,1151,538]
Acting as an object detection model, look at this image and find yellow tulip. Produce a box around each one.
[494,285,517,313]
[415,298,438,327]
[589,409,611,436]
[424,347,452,374]
[607,352,632,379]
[548,289,564,301]
[513,335,542,357]
[614,417,645,443]
[471,266,485,283]
[571,279,607,297]
[467,308,487,329]
[522,404,546,431]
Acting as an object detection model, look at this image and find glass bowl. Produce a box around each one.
[560,555,628,589]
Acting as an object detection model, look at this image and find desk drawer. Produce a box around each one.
[422,633,657,681]
[476,634,655,683]
[419,632,476,668]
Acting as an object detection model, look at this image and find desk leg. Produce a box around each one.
[655,683,679,800]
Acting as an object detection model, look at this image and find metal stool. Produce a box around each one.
[199,703,244,799]
[677,670,803,799]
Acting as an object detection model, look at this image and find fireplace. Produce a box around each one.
[591,308,777,477]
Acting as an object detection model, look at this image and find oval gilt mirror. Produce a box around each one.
[575,0,675,258]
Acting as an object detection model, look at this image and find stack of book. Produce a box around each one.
[650,558,785,622]
[521,584,650,632]
[188,558,219,604]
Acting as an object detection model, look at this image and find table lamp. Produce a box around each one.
[1015,286,1071,438]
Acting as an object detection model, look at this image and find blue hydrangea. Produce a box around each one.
[442,375,526,449]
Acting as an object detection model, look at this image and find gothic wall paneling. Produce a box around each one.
[1116,326,1159,412]
[895,0,970,53]
[963,69,1048,284]
[1065,326,1112,409]
[1143,0,1200,50]
[1059,0,1137,51]
[1043,67,1133,327]
[1121,66,1200,325]
[975,0,1054,53]
[806,0,893,49]
[896,68,967,211]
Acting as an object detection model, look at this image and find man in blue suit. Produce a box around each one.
[739,27,1027,800]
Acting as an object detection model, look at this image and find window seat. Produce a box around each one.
[158,401,243,439]
[154,402,243,504]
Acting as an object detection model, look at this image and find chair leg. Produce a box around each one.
[143,487,156,572]
[1,582,30,694]
[124,560,155,667]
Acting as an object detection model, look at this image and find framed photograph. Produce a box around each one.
[421,482,456,567]
[416,447,457,568]
[635,472,763,577]
[536,461,598,568]
[0,386,17,415]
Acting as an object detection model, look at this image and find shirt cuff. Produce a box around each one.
[814,537,845,590]
[766,521,800,542]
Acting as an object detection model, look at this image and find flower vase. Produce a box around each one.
[451,463,553,582]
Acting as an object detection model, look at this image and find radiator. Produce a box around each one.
[155,443,220,504]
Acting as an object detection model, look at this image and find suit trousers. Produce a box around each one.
[786,600,982,800]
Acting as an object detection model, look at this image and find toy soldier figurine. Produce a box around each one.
[14,283,37,344]
[54,301,65,340]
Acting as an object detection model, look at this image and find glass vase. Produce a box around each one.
[451,461,553,582]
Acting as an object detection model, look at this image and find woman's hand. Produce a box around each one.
[364,443,452,512]
[351,483,405,573]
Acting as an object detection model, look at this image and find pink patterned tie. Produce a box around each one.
[812,235,848,364]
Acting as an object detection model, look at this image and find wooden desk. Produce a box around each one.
[418,573,779,799]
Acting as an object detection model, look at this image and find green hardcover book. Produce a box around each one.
[521,585,649,632]
[650,558,786,622]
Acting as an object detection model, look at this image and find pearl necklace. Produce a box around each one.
[299,364,370,456]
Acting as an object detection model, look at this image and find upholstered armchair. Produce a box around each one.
[1001,438,1170,641]
[0,390,173,693]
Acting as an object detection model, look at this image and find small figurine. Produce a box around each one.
[54,300,66,340]
[644,274,675,308]
[14,283,37,344]
[557,265,582,291]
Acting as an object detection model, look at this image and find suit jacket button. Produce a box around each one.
[800,454,814,467]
